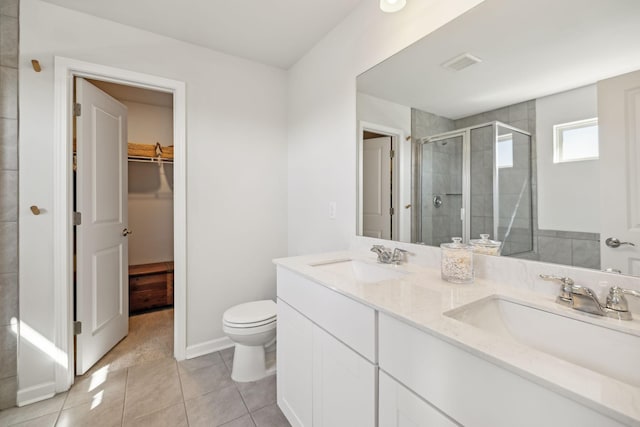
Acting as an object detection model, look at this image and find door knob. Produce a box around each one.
[605,237,635,248]
[122,228,133,237]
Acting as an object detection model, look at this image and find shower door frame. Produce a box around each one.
[420,130,470,243]
[420,121,531,244]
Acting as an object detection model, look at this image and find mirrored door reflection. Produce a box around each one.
[419,134,464,246]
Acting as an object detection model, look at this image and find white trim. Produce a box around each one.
[357,121,408,241]
[52,57,187,393]
[16,382,56,407]
[185,337,234,359]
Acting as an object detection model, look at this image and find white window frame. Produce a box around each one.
[553,117,599,163]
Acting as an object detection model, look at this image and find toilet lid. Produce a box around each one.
[223,300,277,325]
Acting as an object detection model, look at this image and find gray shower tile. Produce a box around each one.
[0,66,17,119]
[538,236,572,265]
[0,272,17,325]
[0,221,17,273]
[571,239,600,270]
[0,374,15,409]
[509,102,529,123]
[0,15,18,68]
[0,0,18,17]
[0,118,17,170]
[0,169,17,221]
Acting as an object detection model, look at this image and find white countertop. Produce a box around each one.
[274,250,640,426]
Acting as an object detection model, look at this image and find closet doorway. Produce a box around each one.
[73,77,176,376]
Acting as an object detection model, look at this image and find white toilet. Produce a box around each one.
[222,299,277,382]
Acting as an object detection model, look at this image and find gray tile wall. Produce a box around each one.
[0,0,18,410]
[455,101,600,269]
[411,108,456,245]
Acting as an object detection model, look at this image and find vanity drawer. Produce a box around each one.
[378,313,625,427]
[277,266,376,362]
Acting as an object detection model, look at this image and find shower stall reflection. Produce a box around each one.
[417,121,533,256]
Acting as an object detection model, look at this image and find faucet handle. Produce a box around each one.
[539,274,575,302]
[606,286,640,312]
[539,274,575,286]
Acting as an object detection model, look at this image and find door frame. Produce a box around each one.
[52,57,187,391]
[357,121,407,241]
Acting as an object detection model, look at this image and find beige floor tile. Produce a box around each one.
[123,360,182,422]
[178,352,225,373]
[236,375,276,412]
[0,393,66,427]
[221,414,256,427]
[7,412,57,427]
[185,386,248,427]
[86,309,173,376]
[179,361,234,401]
[64,368,127,410]
[123,402,187,427]
[251,404,291,427]
[220,347,234,371]
[125,357,176,389]
[56,400,123,427]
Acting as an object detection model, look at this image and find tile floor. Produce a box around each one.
[0,309,289,427]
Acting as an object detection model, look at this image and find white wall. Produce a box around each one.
[19,0,287,399]
[536,85,599,232]
[125,101,175,266]
[356,93,411,242]
[286,0,485,255]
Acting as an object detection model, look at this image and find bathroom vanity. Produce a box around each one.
[274,251,640,427]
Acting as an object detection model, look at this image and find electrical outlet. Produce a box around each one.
[329,202,337,219]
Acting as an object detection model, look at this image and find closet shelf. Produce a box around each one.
[128,142,174,162]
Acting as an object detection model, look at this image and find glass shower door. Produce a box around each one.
[420,134,464,246]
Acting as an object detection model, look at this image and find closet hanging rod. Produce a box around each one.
[127,156,173,164]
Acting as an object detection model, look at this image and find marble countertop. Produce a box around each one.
[274,250,640,426]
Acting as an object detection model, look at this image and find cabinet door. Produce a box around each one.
[277,299,313,427]
[379,371,459,427]
[312,325,376,427]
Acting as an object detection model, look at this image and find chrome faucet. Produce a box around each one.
[540,275,640,320]
[370,245,408,265]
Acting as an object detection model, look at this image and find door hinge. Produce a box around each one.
[73,321,82,335]
[390,149,395,159]
[390,207,395,216]
[73,103,82,117]
[73,212,82,226]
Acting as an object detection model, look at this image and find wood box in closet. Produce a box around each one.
[129,261,174,314]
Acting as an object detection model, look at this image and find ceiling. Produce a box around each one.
[41,0,363,69]
[357,0,640,119]
[88,79,173,107]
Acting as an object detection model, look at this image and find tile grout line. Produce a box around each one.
[120,367,130,427]
[175,358,191,426]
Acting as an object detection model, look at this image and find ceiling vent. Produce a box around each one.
[441,53,482,71]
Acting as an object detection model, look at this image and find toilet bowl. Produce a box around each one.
[223,299,277,382]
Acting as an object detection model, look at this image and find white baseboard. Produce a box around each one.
[17,382,56,407]
[185,336,234,359]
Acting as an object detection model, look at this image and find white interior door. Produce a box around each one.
[76,78,129,375]
[363,136,392,239]
[598,69,640,275]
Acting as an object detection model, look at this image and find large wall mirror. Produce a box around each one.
[356,0,640,276]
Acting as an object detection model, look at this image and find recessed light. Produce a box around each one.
[380,0,407,13]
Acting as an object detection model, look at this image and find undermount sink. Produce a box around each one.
[310,259,409,283]
[445,296,640,387]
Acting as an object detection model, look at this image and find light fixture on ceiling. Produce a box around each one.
[380,0,406,13]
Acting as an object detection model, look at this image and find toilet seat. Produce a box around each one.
[223,300,276,328]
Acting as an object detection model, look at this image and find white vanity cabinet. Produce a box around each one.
[379,371,457,427]
[378,313,627,427]
[277,267,377,427]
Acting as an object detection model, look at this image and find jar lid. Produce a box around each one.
[469,234,501,248]
[440,237,472,250]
